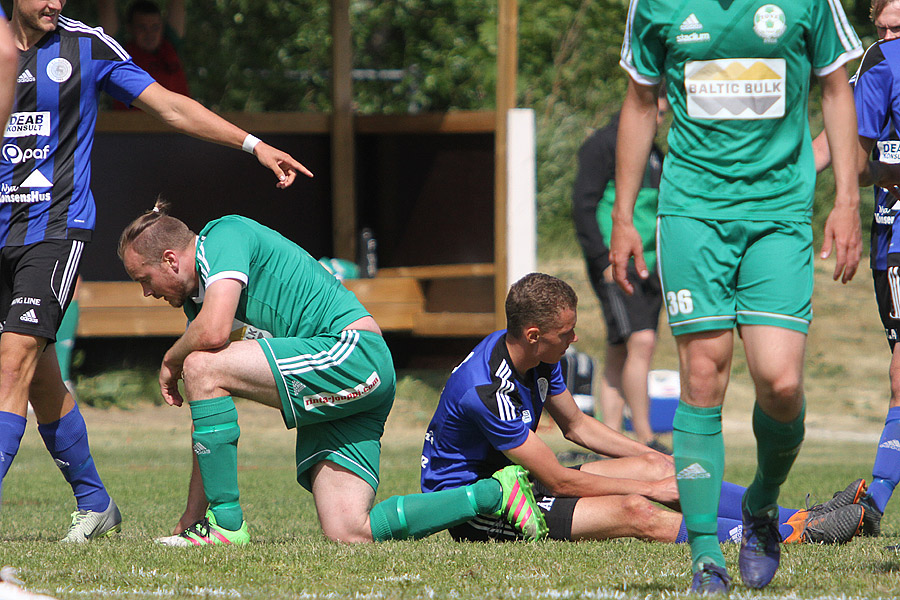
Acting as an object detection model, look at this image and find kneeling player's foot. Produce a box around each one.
[690,563,731,595]
[783,503,863,544]
[491,465,548,541]
[739,507,781,589]
[156,511,249,547]
[61,498,122,543]
[859,494,883,537]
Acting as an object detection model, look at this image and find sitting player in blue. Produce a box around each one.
[421,273,866,544]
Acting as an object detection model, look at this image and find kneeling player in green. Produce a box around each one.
[118,201,547,546]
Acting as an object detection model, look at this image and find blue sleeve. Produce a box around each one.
[549,362,566,396]
[99,60,155,106]
[460,388,530,452]
[855,45,896,141]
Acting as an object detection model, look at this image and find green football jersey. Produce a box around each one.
[183,215,370,338]
[621,0,861,221]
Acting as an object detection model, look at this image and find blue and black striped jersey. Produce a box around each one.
[420,330,566,493]
[0,16,154,247]
[854,38,900,269]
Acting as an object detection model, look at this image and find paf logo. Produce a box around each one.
[2,144,50,164]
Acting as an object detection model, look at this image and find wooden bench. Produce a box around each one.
[77,263,496,338]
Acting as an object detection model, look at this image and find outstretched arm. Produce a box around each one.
[503,431,677,504]
[132,83,314,188]
[818,65,862,284]
[546,390,673,461]
[610,78,659,294]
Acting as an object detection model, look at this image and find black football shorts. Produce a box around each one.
[0,239,83,342]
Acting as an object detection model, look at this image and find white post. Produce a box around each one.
[506,108,536,286]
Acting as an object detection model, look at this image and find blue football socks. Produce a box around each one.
[868,406,900,512]
[38,404,110,512]
[0,411,27,503]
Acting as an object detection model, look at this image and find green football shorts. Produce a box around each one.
[657,216,813,336]
[258,329,396,492]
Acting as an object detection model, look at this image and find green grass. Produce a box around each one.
[0,398,897,599]
[2,253,897,599]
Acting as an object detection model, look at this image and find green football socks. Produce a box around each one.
[744,401,804,516]
[190,396,243,532]
[369,478,501,541]
[672,401,725,572]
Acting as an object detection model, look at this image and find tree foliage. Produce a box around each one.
[65,0,873,249]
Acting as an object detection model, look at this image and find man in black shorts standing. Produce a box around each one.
[572,94,669,452]
[0,0,311,543]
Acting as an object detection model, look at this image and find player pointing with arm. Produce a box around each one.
[612,0,862,593]
[0,0,311,543]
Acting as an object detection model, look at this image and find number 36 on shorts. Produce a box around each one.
[666,290,693,316]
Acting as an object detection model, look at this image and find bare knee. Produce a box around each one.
[320,517,373,544]
[626,330,656,360]
[182,351,225,399]
[760,372,803,405]
[682,359,729,405]
[620,494,675,541]
[638,451,673,479]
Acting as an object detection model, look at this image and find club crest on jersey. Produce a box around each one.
[537,377,548,402]
[753,5,786,42]
[46,58,72,83]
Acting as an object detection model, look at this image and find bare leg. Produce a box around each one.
[310,460,376,543]
[621,329,657,444]
[0,332,46,417]
[598,343,626,430]
[571,494,682,541]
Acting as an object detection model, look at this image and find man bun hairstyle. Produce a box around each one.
[117,197,195,261]
[505,273,577,339]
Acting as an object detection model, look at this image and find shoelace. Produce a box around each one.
[181,518,212,538]
[68,510,90,528]
[803,493,827,513]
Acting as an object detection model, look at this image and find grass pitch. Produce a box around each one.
[1,257,898,599]
[0,401,897,599]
